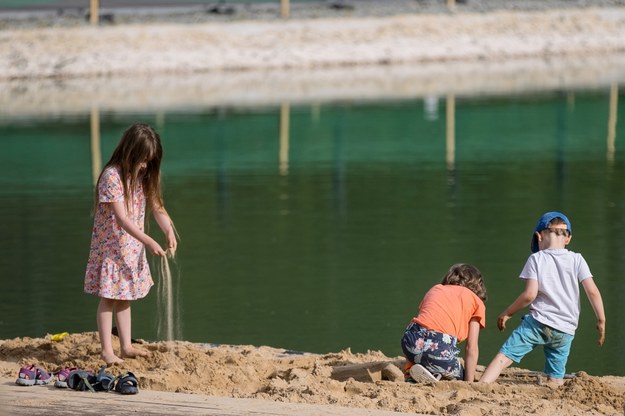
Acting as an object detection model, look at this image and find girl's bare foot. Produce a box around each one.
[101,351,124,365]
[121,347,150,359]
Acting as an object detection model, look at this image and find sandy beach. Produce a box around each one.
[1,332,624,415]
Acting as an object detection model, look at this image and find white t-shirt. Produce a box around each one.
[519,248,592,335]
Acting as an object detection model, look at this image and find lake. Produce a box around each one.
[1,66,624,377]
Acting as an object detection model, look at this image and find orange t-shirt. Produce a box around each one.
[412,284,486,341]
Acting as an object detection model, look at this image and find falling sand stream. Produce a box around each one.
[156,251,181,341]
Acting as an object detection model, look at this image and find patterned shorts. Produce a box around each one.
[400,322,463,380]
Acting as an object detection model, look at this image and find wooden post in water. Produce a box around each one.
[90,0,99,25]
[446,94,456,170]
[447,0,456,10]
[280,102,290,176]
[90,105,102,186]
[281,0,290,18]
[607,83,618,163]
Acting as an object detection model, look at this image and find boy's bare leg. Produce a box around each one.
[479,352,513,383]
[116,300,150,359]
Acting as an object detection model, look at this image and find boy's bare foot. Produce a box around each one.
[121,347,150,359]
[101,351,124,365]
[546,377,565,387]
[538,376,565,388]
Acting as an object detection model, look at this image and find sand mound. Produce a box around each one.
[1,333,624,415]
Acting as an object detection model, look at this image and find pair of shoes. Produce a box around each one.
[15,365,53,386]
[409,364,440,383]
[64,366,138,394]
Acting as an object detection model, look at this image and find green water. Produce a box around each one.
[1,90,624,377]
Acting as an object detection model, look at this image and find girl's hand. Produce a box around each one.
[146,239,166,257]
[166,233,177,256]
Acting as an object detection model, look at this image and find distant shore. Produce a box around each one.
[2,5,625,119]
[1,7,625,80]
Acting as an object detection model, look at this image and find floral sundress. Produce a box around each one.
[84,166,153,300]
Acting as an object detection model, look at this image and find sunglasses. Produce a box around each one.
[542,227,571,237]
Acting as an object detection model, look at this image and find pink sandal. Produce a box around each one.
[16,365,37,386]
[16,365,53,386]
[54,367,77,388]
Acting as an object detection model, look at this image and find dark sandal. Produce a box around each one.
[93,365,115,391]
[113,371,139,395]
[67,369,96,392]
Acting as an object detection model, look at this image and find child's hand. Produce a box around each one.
[497,314,510,331]
[146,239,166,257]
[597,321,606,346]
[166,235,177,256]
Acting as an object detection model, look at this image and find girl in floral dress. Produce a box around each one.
[400,263,487,382]
[85,123,177,365]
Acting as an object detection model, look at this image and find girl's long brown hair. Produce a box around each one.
[95,123,164,214]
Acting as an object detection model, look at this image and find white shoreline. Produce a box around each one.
[2,8,625,80]
[2,7,625,117]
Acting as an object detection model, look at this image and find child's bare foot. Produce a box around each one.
[538,375,565,388]
[121,347,150,359]
[101,351,124,365]
[546,376,565,387]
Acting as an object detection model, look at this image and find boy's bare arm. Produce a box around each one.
[581,277,606,346]
[498,279,538,330]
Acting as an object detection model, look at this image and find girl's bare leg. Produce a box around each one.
[479,352,513,383]
[116,300,150,358]
[97,298,124,364]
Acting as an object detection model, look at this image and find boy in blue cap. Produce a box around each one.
[480,211,606,386]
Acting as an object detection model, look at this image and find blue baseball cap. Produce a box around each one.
[531,211,572,253]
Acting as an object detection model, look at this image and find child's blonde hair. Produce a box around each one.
[440,263,487,302]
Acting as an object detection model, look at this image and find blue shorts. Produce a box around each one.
[400,322,463,380]
[500,314,574,379]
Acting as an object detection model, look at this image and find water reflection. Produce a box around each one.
[608,83,619,163]
[0,66,624,377]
